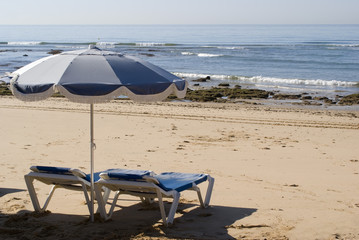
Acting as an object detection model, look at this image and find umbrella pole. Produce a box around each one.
[90,103,95,222]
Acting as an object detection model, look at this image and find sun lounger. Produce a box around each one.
[94,169,215,225]
[24,166,111,214]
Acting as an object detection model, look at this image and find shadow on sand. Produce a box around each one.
[0,200,256,240]
[0,188,25,198]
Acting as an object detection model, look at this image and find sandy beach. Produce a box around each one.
[0,96,358,240]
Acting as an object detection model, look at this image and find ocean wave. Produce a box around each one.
[181,52,223,57]
[114,42,178,46]
[173,72,358,87]
[7,41,43,45]
[135,42,177,47]
[181,52,195,56]
[96,42,117,46]
[5,41,98,46]
[198,53,223,57]
[216,46,246,50]
[203,43,359,49]
[201,45,245,50]
[328,44,359,48]
[136,42,164,47]
[174,72,243,80]
[96,42,118,48]
[247,76,357,87]
[2,41,179,47]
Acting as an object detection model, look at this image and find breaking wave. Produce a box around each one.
[173,72,358,87]
[1,41,179,47]
[6,41,43,45]
[181,52,223,57]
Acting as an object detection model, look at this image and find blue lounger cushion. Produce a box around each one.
[153,172,208,192]
[85,172,103,182]
[30,166,103,182]
[99,169,153,180]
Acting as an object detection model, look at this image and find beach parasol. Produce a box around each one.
[9,45,187,221]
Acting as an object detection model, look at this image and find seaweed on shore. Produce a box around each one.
[180,88,270,102]
[0,85,12,96]
[339,94,359,105]
[272,94,301,100]
[47,49,63,55]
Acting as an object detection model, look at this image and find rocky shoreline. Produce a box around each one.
[1,83,358,106]
[169,85,359,106]
[175,76,359,106]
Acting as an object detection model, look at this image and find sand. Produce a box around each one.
[0,96,358,240]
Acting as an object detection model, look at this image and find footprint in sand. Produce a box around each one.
[8,204,26,212]
[177,145,185,150]
[6,197,22,202]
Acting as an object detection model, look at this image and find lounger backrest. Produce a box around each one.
[30,166,87,179]
[153,172,208,192]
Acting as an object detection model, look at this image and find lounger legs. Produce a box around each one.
[204,176,215,207]
[190,175,215,209]
[24,175,100,214]
[81,182,91,213]
[140,197,154,204]
[94,184,113,221]
[155,189,180,226]
[95,185,181,226]
[24,175,59,212]
[164,176,214,224]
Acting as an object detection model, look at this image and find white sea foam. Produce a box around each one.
[201,46,245,50]
[328,44,359,48]
[181,52,223,57]
[7,41,42,45]
[96,42,117,47]
[173,72,357,87]
[135,42,166,46]
[217,46,245,50]
[198,53,222,57]
[247,76,357,87]
[181,52,195,56]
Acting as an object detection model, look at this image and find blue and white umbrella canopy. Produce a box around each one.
[8,45,187,221]
[10,45,187,103]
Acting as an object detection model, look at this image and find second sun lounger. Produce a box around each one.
[94,169,215,225]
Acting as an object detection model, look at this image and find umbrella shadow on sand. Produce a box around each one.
[0,200,256,240]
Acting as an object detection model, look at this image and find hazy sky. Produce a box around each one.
[1,0,358,25]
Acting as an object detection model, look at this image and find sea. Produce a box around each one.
[0,25,358,98]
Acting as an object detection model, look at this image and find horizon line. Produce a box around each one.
[1,23,359,26]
